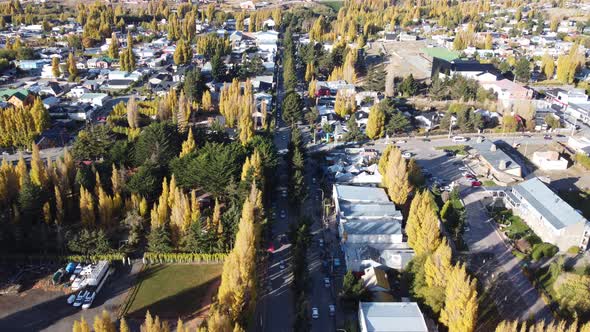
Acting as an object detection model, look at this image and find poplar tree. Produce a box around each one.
[68,53,78,80]
[425,238,452,288]
[384,146,411,205]
[79,186,95,226]
[440,263,478,332]
[238,108,254,145]
[201,90,212,111]
[366,105,385,139]
[126,96,139,129]
[378,144,393,178]
[108,32,119,58]
[15,153,27,189]
[30,143,48,188]
[51,56,60,78]
[541,53,554,80]
[406,190,441,256]
[217,184,260,324]
[31,97,50,133]
[180,127,196,157]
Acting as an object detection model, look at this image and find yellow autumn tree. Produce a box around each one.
[384,146,412,206]
[180,127,196,157]
[541,53,555,81]
[366,105,385,139]
[440,263,478,332]
[79,186,95,226]
[425,238,452,288]
[406,190,441,256]
[201,90,212,111]
[30,143,48,188]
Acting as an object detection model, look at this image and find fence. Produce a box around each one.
[142,252,227,264]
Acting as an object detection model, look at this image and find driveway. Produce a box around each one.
[462,188,553,324]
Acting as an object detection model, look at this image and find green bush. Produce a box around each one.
[567,246,580,255]
[531,243,559,261]
[576,153,590,170]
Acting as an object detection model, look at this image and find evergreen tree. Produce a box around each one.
[147,224,173,253]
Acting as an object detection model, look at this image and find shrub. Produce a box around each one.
[531,243,559,261]
[567,246,580,255]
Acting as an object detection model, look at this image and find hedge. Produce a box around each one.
[142,252,228,264]
[0,253,127,264]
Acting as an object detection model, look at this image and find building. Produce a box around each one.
[358,302,428,332]
[480,79,533,108]
[504,177,590,251]
[17,59,49,70]
[531,151,568,170]
[333,185,413,271]
[0,88,35,108]
[567,136,590,156]
[79,93,110,107]
[431,58,498,80]
[472,140,523,184]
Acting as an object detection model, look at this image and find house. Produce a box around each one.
[78,93,110,107]
[567,136,590,156]
[105,79,134,90]
[480,79,533,108]
[431,58,498,80]
[240,1,255,9]
[87,57,112,69]
[0,88,35,108]
[472,140,523,184]
[333,185,413,271]
[531,151,568,170]
[358,302,428,332]
[415,112,440,131]
[17,59,49,70]
[361,266,391,292]
[504,177,590,251]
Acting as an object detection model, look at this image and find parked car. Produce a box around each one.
[324,277,330,287]
[312,307,319,319]
[402,152,412,159]
[281,190,288,198]
[543,135,552,140]
[280,210,286,219]
[318,239,324,247]
[329,304,336,316]
[452,136,468,142]
[333,258,341,267]
[471,181,482,187]
[422,138,431,142]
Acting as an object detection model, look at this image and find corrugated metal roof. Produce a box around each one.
[339,202,402,219]
[343,220,402,236]
[514,177,587,230]
[334,184,390,203]
[359,302,428,332]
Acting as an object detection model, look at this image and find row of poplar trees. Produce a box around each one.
[378,145,478,332]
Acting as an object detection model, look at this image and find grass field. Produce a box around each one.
[320,0,344,11]
[125,264,222,318]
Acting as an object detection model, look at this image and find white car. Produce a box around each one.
[324,277,330,288]
[402,152,412,159]
[452,136,468,142]
[281,190,288,198]
[312,307,319,319]
[328,304,335,316]
[397,140,407,144]
[73,290,89,307]
[280,210,286,219]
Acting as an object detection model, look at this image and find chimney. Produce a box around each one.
[490,143,497,152]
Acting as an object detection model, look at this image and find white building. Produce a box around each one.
[358,302,428,332]
[79,93,110,107]
[531,151,568,171]
[504,177,590,251]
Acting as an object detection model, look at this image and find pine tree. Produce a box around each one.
[384,146,411,206]
[406,190,441,256]
[366,105,385,139]
[180,127,196,157]
[440,263,478,332]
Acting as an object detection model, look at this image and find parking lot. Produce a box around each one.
[0,262,140,332]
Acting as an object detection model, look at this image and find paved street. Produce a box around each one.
[462,189,553,323]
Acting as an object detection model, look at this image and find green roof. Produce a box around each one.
[0,88,30,101]
[422,47,460,62]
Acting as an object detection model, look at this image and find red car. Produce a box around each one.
[465,174,476,179]
[471,181,482,187]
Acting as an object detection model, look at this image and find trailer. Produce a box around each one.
[81,261,110,310]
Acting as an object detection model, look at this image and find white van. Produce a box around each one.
[452,136,468,142]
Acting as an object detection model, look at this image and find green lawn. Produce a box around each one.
[505,216,531,239]
[483,180,497,187]
[320,0,344,11]
[435,145,469,155]
[125,264,222,318]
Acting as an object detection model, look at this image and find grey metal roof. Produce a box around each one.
[339,202,402,219]
[334,184,390,203]
[473,140,520,171]
[359,302,428,332]
[513,177,587,230]
[343,220,402,236]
